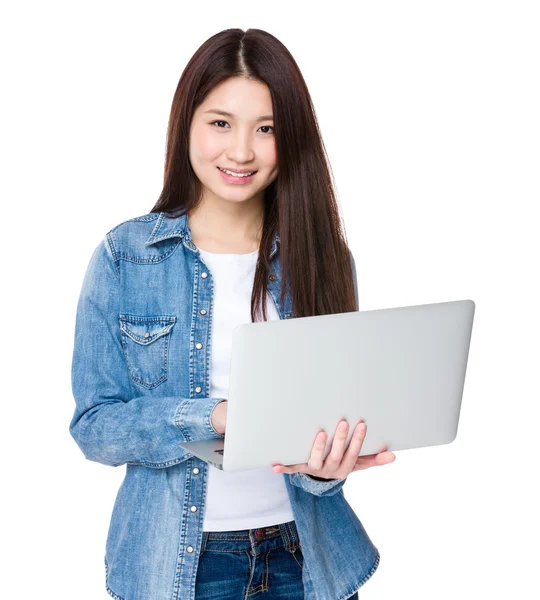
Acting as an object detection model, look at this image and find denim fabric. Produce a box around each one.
[195,520,358,600]
[70,211,380,600]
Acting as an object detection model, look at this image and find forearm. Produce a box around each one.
[69,393,226,468]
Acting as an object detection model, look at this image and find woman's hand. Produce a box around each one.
[271,420,395,479]
[211,400,228,435]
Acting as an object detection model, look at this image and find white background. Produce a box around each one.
[2,1,538,598]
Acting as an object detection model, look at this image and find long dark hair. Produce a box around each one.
[150,28,357,322]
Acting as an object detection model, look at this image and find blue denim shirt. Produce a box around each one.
[70,211,380,600]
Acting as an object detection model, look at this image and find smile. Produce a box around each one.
[217,166,257,178]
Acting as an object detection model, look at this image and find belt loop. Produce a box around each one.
[279,521,292,551]
[286,520,301,548]
[201,531,208,553]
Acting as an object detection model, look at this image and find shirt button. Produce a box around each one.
[192,467,200,474]
[195,386,202,393]
[201,272,208,278]
[269,274,275,281]
[190,505,197,512]
[195,342,203,349]
[200,309,207,315]
[187,546,194,553]
[144,331,150,338]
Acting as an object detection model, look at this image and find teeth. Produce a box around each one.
[219,167,255,177]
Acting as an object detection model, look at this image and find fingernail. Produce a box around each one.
[358,422,367,431]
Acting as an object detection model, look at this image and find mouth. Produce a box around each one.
[217,166,258,183]
[217,166,257,177]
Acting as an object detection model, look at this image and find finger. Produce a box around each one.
[320,419,350,473]
[307,429,327,471]
[272,427,328,475]
[272,461,306,474]
[352,450,396,471]
[340,421,367,473]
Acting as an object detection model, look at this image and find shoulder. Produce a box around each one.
[103,211,182,265]
[107,211,161,241]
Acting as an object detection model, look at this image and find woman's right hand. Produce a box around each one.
[211,400,228,435]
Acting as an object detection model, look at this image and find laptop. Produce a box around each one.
[178,299,475,472]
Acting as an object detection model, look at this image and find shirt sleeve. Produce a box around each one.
[288,472,346,497]
[69,235,226,468]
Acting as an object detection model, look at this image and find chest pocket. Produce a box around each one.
[119,314,176,389]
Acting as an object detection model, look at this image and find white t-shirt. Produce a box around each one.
[198,247,295,532]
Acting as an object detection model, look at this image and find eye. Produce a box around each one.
[209,121,274,134]
[210,120,230,129]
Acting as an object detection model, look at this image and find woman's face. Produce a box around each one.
[189,77,278,205]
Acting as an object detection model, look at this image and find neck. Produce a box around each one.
[187,195,264,253]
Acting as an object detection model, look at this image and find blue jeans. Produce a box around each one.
[195,519,359,599]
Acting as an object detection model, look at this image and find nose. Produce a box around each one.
[227,130,255,163]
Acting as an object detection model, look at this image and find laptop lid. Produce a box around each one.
[179,299,475,472]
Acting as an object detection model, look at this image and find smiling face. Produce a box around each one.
[188,77,278,206]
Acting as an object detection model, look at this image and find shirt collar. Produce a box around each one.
[145,211,280,257]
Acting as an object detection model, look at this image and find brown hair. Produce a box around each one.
[150,28,357,322]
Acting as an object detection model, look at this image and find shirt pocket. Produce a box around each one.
[119,314,176,389]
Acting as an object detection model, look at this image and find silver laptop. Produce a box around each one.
[178,299,475,472]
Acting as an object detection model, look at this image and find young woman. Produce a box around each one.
[70,28,395,600]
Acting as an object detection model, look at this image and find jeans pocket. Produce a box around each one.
[289,545,304,570]
[119,314,176,389]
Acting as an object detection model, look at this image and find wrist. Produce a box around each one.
[211,400,227,434]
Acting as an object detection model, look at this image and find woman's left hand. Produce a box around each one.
[271,419,395,479]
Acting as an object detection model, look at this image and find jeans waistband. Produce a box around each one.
[201,520,301,553]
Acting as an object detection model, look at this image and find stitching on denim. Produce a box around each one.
[202,254,214,430]
[204,529,281,541]
[247,585,265,595]
[120,319,175,344]
[200,531,208,554]
[145,211,165,244]
[198,548,248,553]
[281,521,292,551]
[116,238,181,264]
[205,535,253,541]
[119,317,173,389]
[120,331,168,389]
[107,213,180,263]
[288,520,299,546]
[287,521,297,550]
[291,547,303,570]
[109,212,160,235]
[243,550,256,600]
[105,232,121,279]
[247,580,266,596]
[130,213,160,223]
[104,555,125,600]
[263,548,271,590]
[125,457,183,468]
[175,398,192,441]
[145,211,187,246]
[336,550,381,600]
[284,521,302,555]
[120,314,177,323]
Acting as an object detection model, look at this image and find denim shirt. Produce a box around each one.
[70,211,380,600]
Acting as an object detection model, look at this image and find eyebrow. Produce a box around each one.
[203,109,274,122]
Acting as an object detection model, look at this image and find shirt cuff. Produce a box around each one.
[289,472,346,497]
